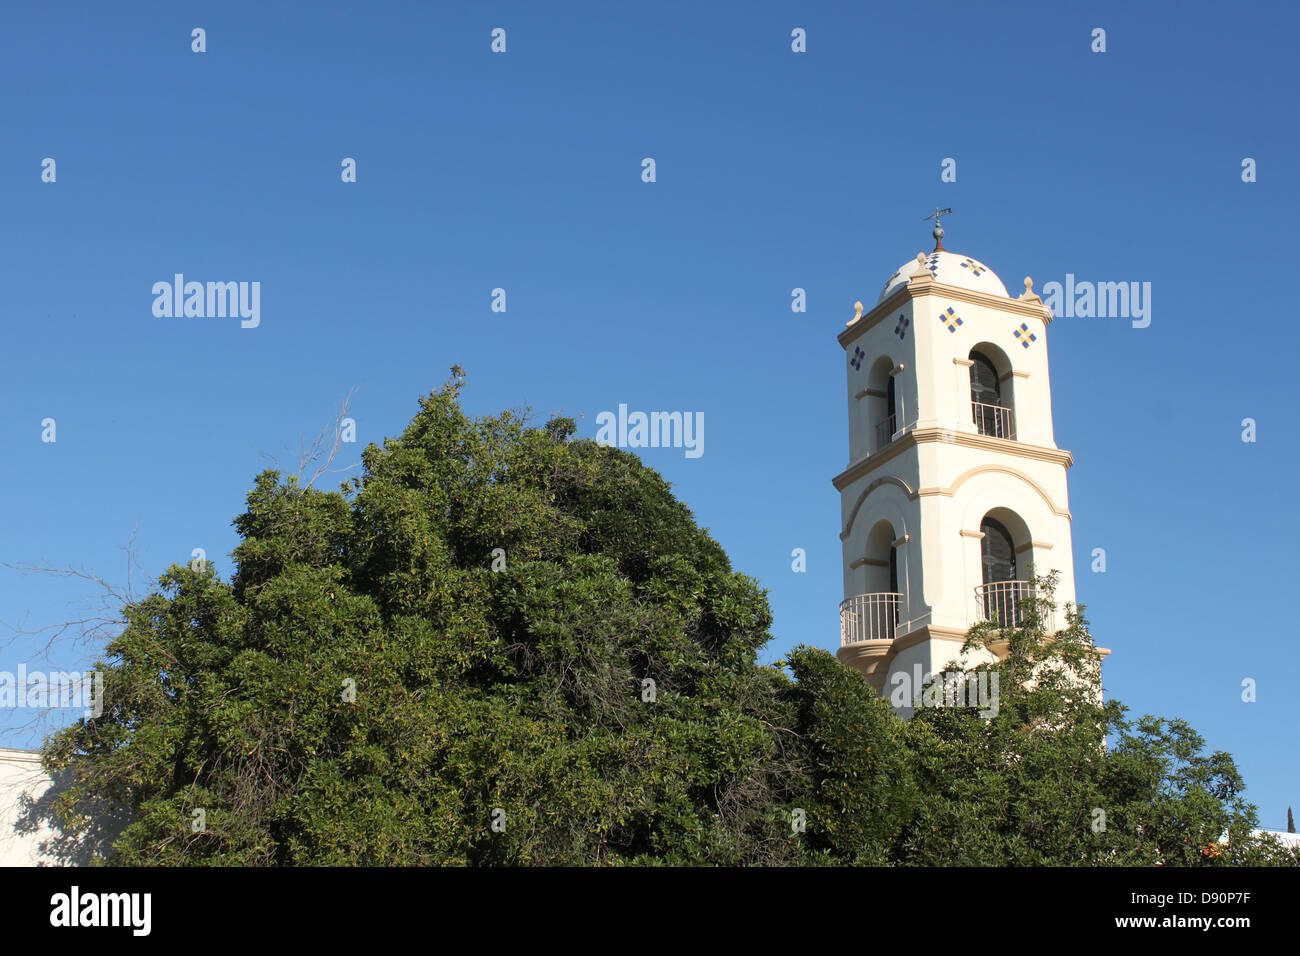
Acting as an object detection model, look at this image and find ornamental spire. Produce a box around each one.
[923,206,952,251]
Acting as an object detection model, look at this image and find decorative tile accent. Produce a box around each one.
[1013,322,1037,349]
[940,306,964,333]
[925,252,940,276]
[959,257,986,277]
[850,345,865,370]
[894,315,910,340]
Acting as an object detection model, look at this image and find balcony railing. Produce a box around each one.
[874,415,897,450]
[974,580,1053,630]
[840,592,902,645]
[972,401,1015,440]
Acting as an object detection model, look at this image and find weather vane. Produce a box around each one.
[923,207,952,250]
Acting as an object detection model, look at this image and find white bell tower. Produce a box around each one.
[834,216,1099,696]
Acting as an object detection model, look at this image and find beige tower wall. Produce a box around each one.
[836,254,1083,695]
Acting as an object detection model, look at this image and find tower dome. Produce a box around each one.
[877,249,1009,304]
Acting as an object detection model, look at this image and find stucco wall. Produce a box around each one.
[0,747,63,866]
[0,746,122,866]
[837,266,1084,691]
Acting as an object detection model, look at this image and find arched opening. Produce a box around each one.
[969,345,1016,440]
[866,356,897,451]
[977,509,1037,627]
[980,516,1017,585]
[863,520,898,594]
[842,520,903,644]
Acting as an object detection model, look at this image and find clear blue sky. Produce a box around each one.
[2,1,1296,829]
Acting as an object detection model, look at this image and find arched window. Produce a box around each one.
[980,517,1017,584]
[980,516,1025,625]
[840,521,903,644]
[971,353,1000,406]
[867,356,897,451]
[970,350,1014,439]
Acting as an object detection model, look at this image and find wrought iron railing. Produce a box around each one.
[874,415,897,450]
[974,580,1052,630]
[972,401,1016,440]
[839,592,903,645]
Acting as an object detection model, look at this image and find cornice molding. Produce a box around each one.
[0,747,42,767]
[834,428,1074,491]
[923,281,1055,323]
[840,279,1053,349]
[888,624,971,656]
[840,291,907,345]
[840,627,1109,690]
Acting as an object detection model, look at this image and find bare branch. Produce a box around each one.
[256,388,362,491]
[0,535,146,742]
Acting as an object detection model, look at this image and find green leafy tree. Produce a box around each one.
[892,580,1298,866]
[35,373,1297,867]
[42,372,802,865]
[782,647,918,864]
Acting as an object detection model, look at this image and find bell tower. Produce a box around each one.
[834,216,1095,696]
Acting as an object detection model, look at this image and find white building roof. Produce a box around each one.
[878,249,1009,303]
[1253,829,1300,848]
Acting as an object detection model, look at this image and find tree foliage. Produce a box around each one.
[38,373,1297,866]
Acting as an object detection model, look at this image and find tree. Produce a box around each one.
[781,647,918,864]
[35,372,1298,866]
[892,580,1299,866]
[41,372,801,865]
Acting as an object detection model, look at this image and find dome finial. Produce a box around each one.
[923,206,952,251]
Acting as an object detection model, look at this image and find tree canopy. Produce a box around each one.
[38,373,1297,866]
